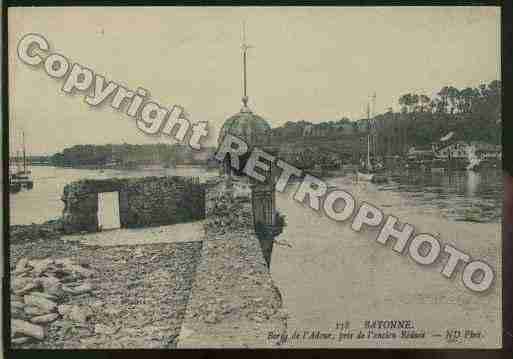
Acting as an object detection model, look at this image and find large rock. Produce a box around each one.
[67,305,93,324]
[30,291,58,301]
[28,259,54,276]
[24,305,52,316]
[15,258,31,274]
[63,282,93,295]
[30,313,60,324]
[37,276,65,298]
[94,324,118,335]
[24,294,57,313]
[11,306,24,319]
[11,336,30,345]
[14,283,39,296]
[12,319,45,340]
[13,277,41,295]
[57,304,73,316]
[55,259,96,279]
[67,265,96,279]
[11,301,25,310]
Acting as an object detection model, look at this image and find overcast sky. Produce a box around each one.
[9,6,500,155]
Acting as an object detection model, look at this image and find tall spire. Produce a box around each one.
[241,21,253,111]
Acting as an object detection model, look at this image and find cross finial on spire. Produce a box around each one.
[241,21,253,111]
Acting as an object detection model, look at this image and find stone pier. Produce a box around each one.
[177,179,287,347]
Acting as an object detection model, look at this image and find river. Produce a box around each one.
[9,166,503,348]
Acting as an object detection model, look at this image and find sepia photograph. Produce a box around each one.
[6,5,503,349]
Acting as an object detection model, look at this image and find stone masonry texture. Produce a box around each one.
[61,176,205,234]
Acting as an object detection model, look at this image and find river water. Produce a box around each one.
[9,166,219,225]
[10,166,503,348]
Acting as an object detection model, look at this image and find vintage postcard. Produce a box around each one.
[7,6,502,349]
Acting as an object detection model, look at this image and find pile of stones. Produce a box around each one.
[11,257,96,345]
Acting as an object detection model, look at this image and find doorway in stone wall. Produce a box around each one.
[98,191,121,231]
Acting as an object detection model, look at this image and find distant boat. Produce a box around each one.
[9,177,22,193]
[357,171,375,181]
[357,134,375,182]
[466,146,482,171]
[10,131,34,192]
[462,207,484,222]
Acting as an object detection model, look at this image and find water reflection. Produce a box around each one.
[466,171,481,197]
[382,169,502,223]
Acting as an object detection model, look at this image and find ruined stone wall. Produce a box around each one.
[62,176,205,234]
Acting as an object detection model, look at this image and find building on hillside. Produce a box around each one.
[406,145,435,160]
[471,142,502,160]
[434,141,470,159]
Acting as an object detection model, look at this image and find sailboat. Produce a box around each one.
[10,131,34,191]
[357,134,375,181]
[465,145,482,171]
[9,156,22,193]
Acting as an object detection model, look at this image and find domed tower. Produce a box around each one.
[218,24,272,175]
[216,24,282,269]
[218,100,272,149]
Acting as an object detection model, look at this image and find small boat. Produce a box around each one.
[462,207,484,222]
[357,134,376,181]
[371,173,388,183]
[466,148,482,171]
[10,131,34,191]
[9,179,22,193]
[11,172,33,189]
[357,170,375,181]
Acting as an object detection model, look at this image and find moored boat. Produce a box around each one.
[10,131,34,192]
[357,170,375,181]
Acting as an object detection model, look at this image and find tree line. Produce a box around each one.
[397,80,500,121]
[49,143,213,167]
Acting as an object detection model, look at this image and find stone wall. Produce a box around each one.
[62,176,205,234]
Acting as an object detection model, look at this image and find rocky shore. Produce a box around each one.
[10,231,202,349]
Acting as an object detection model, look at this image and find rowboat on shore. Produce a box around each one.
[357,171,375,181]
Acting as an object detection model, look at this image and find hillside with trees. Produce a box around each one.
[50,143,215,168]
[392,80,501,145]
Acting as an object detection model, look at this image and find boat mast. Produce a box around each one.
[17,150,22,173]
[22,131,26,173]
[366,103,372,170]
[371,92,376,158]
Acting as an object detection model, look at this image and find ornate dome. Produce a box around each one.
[218,99,272,148]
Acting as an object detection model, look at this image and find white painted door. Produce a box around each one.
[98,192,121,231]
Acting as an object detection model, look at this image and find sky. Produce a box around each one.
[8,6,501,155]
